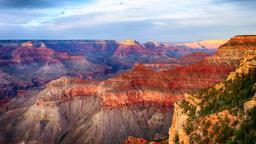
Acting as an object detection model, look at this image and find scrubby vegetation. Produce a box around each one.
[179,64,256,143]
[180,100,196,117]
[174,133,179,144]
[200,69,256,116]
[232,107,256,144]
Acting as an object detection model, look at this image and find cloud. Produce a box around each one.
[0,0,88,9]
[213,0,256,3]
[37,0,255,29]
[23,0,207,28]
[0,0,255,41]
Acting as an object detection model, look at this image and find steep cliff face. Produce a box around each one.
[31,71,182,108]
[168,102,189,144]
[168,48,256,143]
[178,52,211,65]
[207,35,256,65]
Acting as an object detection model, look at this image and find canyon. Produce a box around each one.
[0,36,255,144]
[0,39,219,100]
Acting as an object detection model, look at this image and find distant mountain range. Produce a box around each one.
[0,39,224,100]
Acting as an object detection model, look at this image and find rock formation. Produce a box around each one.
[178,52,211,65]
[0,39,216,100]
[122,35,256,143]
[0,82,173,144]
[120,39,140,45]
[21,41,33,47]
[168,36,256,144]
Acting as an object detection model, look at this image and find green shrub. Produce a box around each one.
[174,132,179,144]
[233,108,256,143]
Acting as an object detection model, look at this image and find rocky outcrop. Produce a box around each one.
[168,103,189,144]
[21,41,33,47]
[168,45,256,143]
[40,42,47,48]
[123,136,168,144]
[123,136,148,144]
[244,93,256,113]
[207,35,256,65]
[120,39,140,45]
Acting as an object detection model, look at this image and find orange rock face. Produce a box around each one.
[21,41,33,47]
[123,136,168,144]
[229,35,256,43]
[123,136,148,144]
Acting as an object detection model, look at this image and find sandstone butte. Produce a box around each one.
[21,41,33,47]
[35,35,256,108]
[119,39,141,45]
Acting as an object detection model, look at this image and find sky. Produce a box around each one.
[0,0,255,42]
